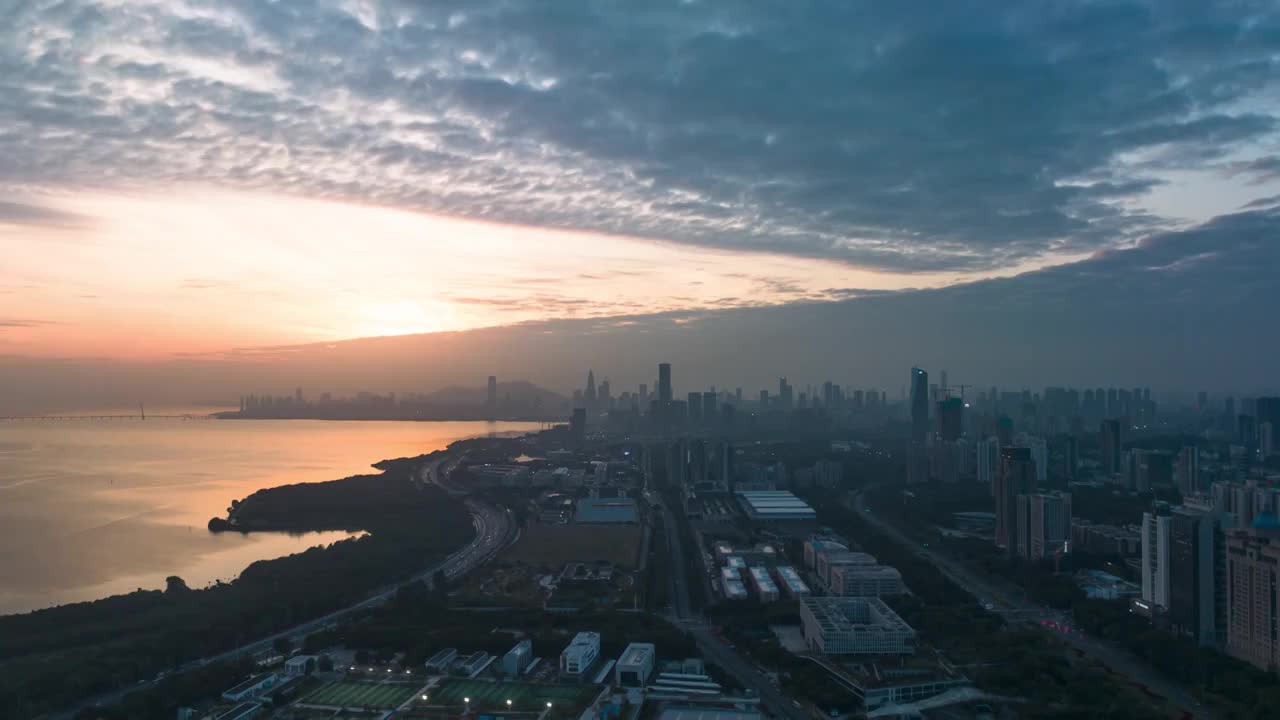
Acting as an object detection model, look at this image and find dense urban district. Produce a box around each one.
[10,363,1280,720]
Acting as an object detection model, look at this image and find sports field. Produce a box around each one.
[299,679,421,708]
[430,678,598,714]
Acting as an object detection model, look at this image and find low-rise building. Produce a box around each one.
[816,550,878,587]
[457,652,491,678]
[804,538,848,569]
[736,490,817,522]
[722,578,748,600]
[502,639,533,676]
[828,563,904,598]
[800,597,916,655]
[283,655,315,677]
[773,565,810,598]
[615,642,656,686]
[424,648,458,673]
[748,566,780,602]
[221,675,278,702]
[559,631,601,678]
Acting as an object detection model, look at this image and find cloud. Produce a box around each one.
[0,201,87,228]
[0,318,58,329]
[1,1,1279,272]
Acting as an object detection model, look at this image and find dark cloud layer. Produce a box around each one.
[2,1,1279,271]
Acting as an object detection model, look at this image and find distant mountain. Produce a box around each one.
[417,380,567,408]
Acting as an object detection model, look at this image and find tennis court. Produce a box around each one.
[430,678,598,713]
[299,679,421,708]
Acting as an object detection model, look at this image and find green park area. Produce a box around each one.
[299,679,422,709]
[430,678,598,715]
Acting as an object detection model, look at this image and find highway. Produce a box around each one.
[850,486,1214,720]
[62,454,513,719]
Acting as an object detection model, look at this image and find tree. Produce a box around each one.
[272,637,292,656]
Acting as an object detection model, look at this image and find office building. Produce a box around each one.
[1226,529,1280,671]
[804,539,848,570]
[1016,434,1048,485]
[995,447,1036,552]
[658,363,672,402]
[615,643,656,687]
[502,640,533,676]
[800,597,916,655]
[816,550,878,587]
[1016,491,1071,560]
[559,631,600,677]
[828,562,905,598]
[910,367,929,443]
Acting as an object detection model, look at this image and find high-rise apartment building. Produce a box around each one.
[1101,419,1124,476]
[995,447,1036,552]
[1176,446,1201,496]
[976,437,1000,485]
[1016,491,1072,560]
[1226,529,1280,671]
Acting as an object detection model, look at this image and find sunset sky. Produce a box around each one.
[3,1,1280,397]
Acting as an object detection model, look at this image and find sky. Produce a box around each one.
[2,0,1280,407]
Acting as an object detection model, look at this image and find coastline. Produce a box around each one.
[0,419,543,617]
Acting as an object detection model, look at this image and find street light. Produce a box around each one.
[547,702,553,709]
[422,694,429,701]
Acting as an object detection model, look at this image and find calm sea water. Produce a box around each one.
[0,418,541,616]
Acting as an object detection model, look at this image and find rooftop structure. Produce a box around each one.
[800,597,917,655]
[502,639,533,677]
[725,556,747,569]
[221,674,278,702]
[213,703,262,720]
[616,642,656,687]
[773,565,811,598]
[736,490,817,522]
[457,652,492,678]
[658,709,761,720]
[804,539,848,569]
[649,671,724,697]
[425,648,458,672]
[748,566,780,602]
[722,578,748,600]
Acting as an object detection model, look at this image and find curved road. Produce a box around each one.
[63,454,513,719]
[850,486,1213,720]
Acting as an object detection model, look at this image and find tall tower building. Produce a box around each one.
[586,370,597,405]
[487,375,498,417]
[976,437,1000,485]
[1177,446,1201,496]
[1101,419,1124,476]
[937,397,963,442]
[909,368,929,443]
[658,363,672,403]
[995,447,1036,552]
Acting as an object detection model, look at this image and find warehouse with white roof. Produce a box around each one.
[735,490,817,521]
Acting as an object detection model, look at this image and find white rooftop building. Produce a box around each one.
[829,563,905,598]
[736,490,817,521]
[773,565,811,598]
[800,597,916,655]
[615,642,656,687]
[748,566,780,602]
[559,631,601,677]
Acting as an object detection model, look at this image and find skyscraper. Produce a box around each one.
[658,363,672,403]
[1101,419,1124,476]
[1169,508,1233,647]
[586,370,597,405]
[1016,491,1071,560]
[486,375,498,418]
[1177,446,1201,496]
[937,397,963,442]
[995,446,1036,552]
[976,437,1000,485]
[909,367,929,443]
